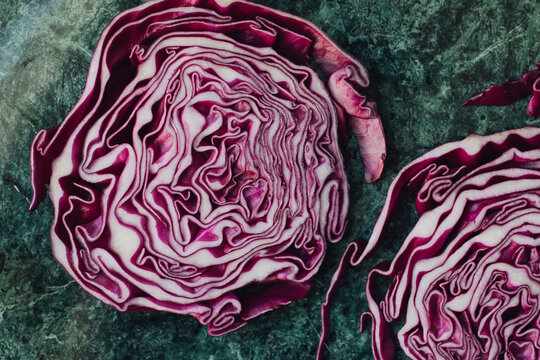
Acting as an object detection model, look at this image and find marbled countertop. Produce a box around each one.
[0,0,539,359]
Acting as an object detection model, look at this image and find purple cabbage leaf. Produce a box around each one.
[464,63,540,117]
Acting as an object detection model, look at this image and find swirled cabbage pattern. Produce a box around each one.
[361,127,540,359]
[29,0,384,335]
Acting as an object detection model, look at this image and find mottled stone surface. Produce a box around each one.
[0,0,538,359]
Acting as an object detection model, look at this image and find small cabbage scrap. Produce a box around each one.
[320,127,540,359]
[464,63,540,117]
[29,0,384,335]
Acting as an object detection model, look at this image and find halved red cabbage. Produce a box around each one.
[320,127,540,359]
[29,0,384,335]
[464,63,540,117]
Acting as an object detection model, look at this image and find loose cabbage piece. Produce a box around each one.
[29,0,384,335]
[464,63,540,117]
[320,127,540,359]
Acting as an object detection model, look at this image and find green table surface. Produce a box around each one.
[0,0,539,359]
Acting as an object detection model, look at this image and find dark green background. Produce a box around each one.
[0,0,538,359]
